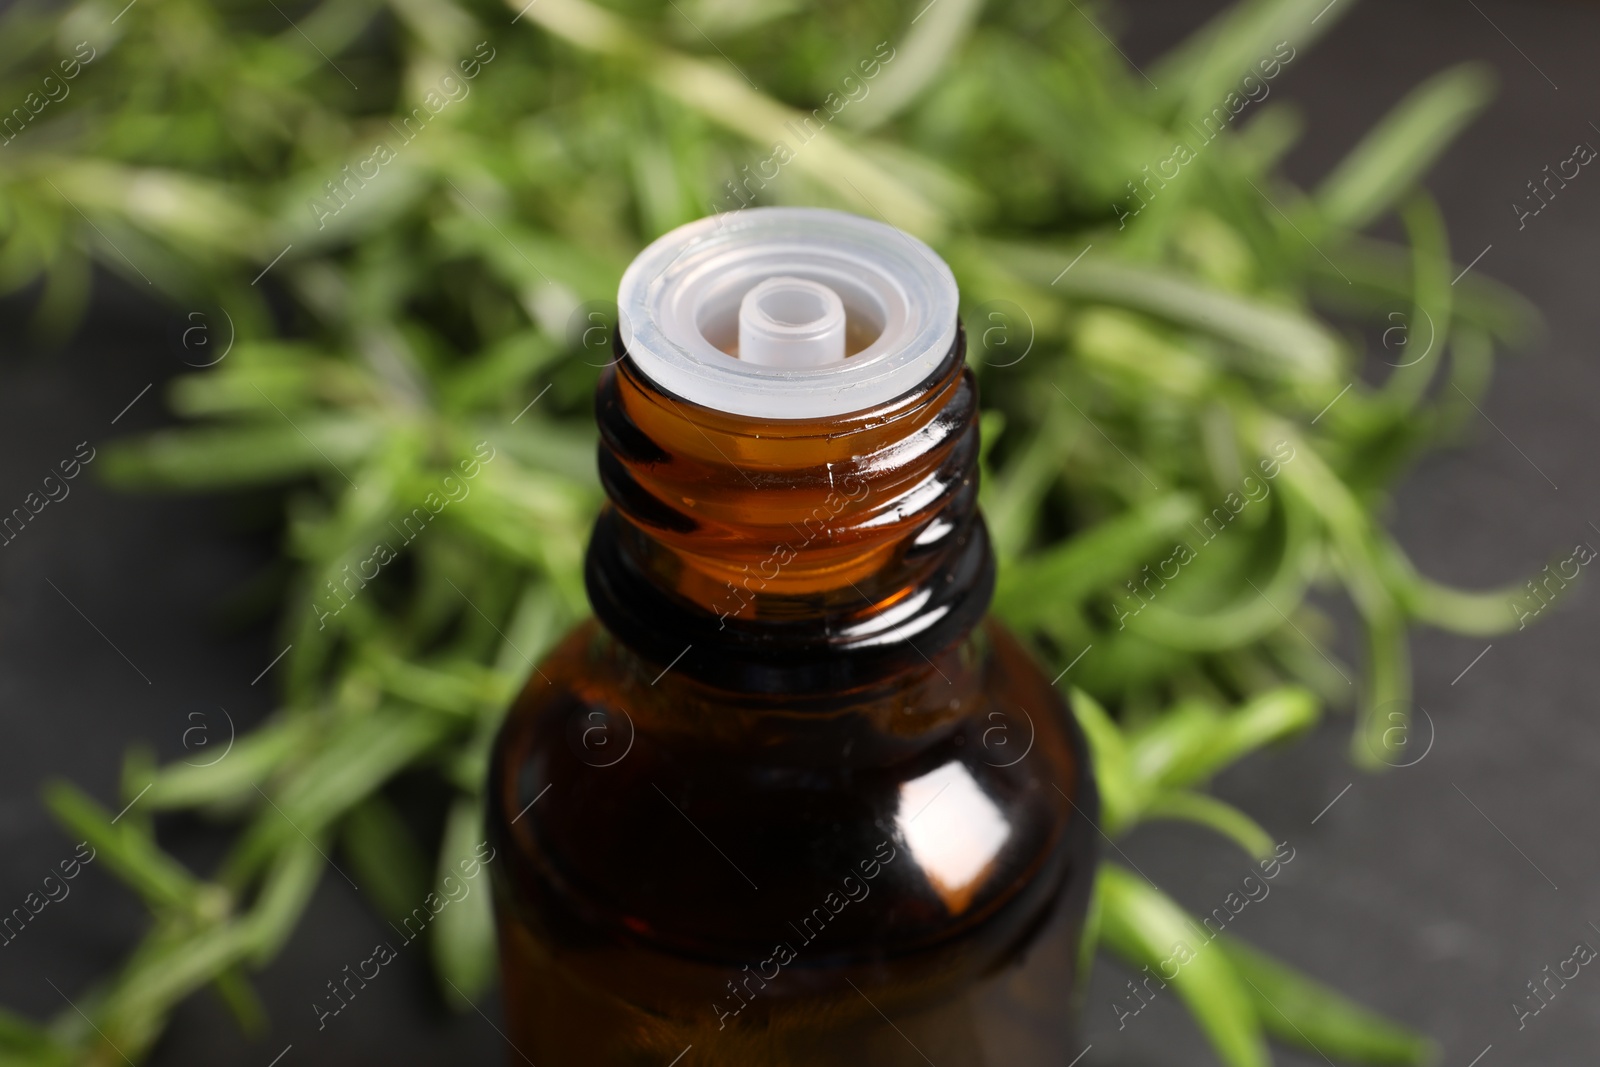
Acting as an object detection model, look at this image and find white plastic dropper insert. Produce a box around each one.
[616,207,958,420]
[737,276,847,367]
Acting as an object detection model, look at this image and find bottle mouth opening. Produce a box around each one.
[752,283,831,329]
[617,207,958,420]
[733,275,851,367]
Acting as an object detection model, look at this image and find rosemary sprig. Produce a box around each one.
[0,0,1537,1062]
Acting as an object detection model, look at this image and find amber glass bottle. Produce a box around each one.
[487,209,1097,1066]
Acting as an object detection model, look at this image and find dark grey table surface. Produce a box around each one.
[1,1,1595,1063]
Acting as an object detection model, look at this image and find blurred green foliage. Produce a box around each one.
[0,0,1539,1062]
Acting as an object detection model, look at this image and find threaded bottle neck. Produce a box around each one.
[585,327,991,693]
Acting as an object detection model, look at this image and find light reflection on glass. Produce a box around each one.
[896,761,1010,915]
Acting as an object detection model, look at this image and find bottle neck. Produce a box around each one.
[585,326,992,694]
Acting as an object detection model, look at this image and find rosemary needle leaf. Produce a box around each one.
[1099,864,1269,1067]
[42,782,200,913]
[1315,63,1497,234]
[430,798,498,1003]
[341,796,433,928]
[1142,790,1278,860]
[1220,935,1436,1065]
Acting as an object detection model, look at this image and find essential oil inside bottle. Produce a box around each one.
[487,208,1098,1066]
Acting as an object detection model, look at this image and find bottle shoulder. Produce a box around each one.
[488,616,1097,988]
